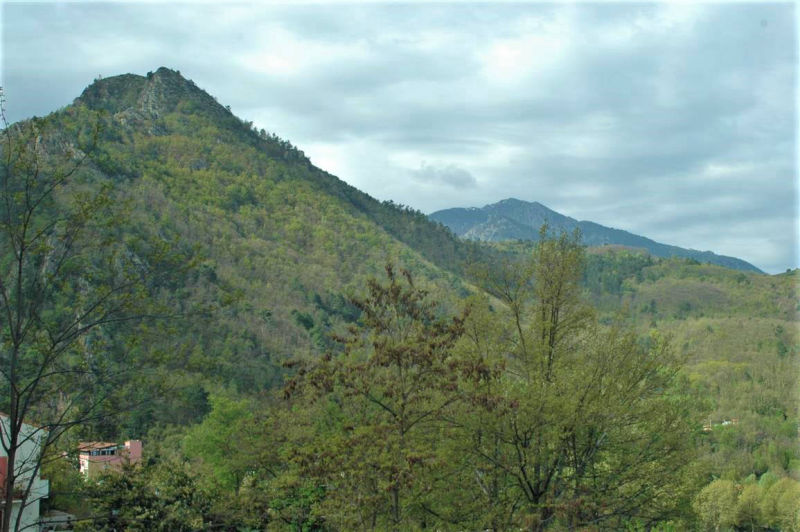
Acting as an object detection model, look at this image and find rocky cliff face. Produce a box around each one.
[75,67,234,124]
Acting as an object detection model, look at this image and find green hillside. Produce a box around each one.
[490,242,799,484]
[620,261,798,485]
[3,67,490,439]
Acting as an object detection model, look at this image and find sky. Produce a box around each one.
[2,1,797,273]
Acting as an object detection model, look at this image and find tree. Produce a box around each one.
[77,459,212,532]
[692,479,738,531]
[734,482,762,531]
[288,265,467,530]
[456,228,700,529]
[759,477,800,531]
[182,394,259,496]
[0,95,181,532]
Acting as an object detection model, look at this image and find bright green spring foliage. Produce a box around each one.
[182,395,257,494]
[451,229,702,530]
[692,475,800,531]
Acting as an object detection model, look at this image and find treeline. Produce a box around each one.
[693,475,800,531]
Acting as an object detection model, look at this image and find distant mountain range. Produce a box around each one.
[430,198,762,273]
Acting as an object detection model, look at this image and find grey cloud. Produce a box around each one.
[2,2,796,272]
[412,163,477,189]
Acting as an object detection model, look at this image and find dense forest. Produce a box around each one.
[1,69,798,531]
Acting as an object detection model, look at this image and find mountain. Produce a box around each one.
[78,67,484,274]
[9,67,776,433]
[13,67,489,435]
[430,198,763,273]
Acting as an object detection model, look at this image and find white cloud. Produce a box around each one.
[411,163,477,189]
[238,27,371,78]
[479,11,575,87]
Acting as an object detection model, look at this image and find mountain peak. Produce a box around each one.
[494,197,536,208]
[151,66,185,80]
[75,67,232,122]
[489,198,552,213]
[75,72,147,114]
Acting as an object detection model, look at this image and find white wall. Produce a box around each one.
[1,414,49,531]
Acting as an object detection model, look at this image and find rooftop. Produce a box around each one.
[78,442,118,452]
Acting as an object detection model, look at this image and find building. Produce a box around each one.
[0,412,49,532]
[77,440,142,479]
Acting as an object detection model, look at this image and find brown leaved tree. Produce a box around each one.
[288,265,467,530]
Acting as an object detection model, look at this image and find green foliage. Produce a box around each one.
[571,246,800,497]
[584,246,653,297]
[78,460,213,531]
[688,473,800,531]
[182,394,256,494]
[0,100,195,532]
[454,230,702,529]
[762,477,800,531]
[40,452,88,516]
[692,479,738,531]
[287,265,468,529]
[735,483,762,530]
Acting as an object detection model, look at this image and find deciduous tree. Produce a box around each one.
[457,229,700,529]
[289,265,467,530]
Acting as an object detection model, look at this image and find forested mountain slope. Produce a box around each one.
[25,67,485,435]
[495,240,799,491]
[589,251,799,510]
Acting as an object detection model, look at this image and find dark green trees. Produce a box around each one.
[78,460,212,531]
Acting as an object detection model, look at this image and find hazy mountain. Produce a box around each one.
[430,198,762,273]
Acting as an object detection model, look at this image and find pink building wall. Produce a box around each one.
[78,440,143,478]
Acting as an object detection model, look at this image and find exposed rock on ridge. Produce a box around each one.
[75,67,235,126]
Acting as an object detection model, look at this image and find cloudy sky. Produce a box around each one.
[2,1,797,273]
